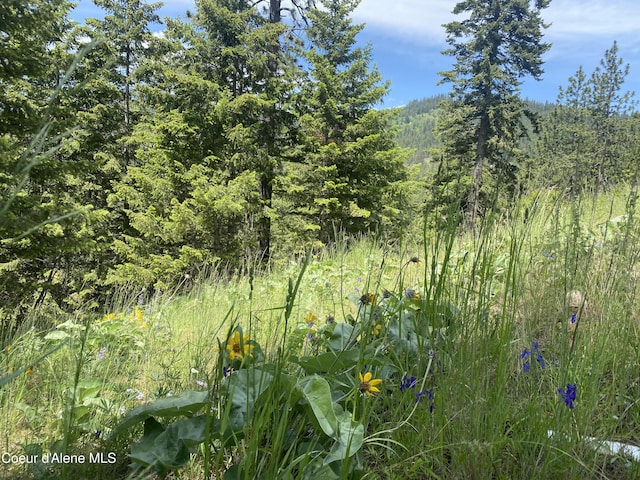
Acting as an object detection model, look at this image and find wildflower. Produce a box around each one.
[26,366,33,375]
[360,293,376,305]
[223,366,234,378]
[382,289,391,299]
[536,353,545,369]
[557,383,577,410]
[404,289,420,301]
[131,308,143,325]
[97,347,107,361]
[415,389,434,411]
[326,315,335,324]
[4,345,10,355]
[371,324,381,336]
[102,313,116,322]
[570,313,577,324]
[358,372,382,397]
[304,312,317,327]
[523,361,531,373]
[225,331,254,361]
[399,375,416,392]
[195,380,208,388]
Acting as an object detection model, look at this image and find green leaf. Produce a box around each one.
[326,323,359,351]
[301,457,340,480]
[112,390,208,437]
[44,330,69,340]
[324,411,364,465]
[297,348,361,374]
[225,367,274,431]
[129,416,208,472]
[298,375,338,438]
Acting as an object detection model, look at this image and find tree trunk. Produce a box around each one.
[256,0,282,261]
[466,111,489,231]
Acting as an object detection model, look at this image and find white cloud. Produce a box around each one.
[352,0,640,46]
[353,0,454,45]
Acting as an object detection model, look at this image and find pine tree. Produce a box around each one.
[437,0,551,228]
[0,0,78,320]
[107,0,299,288]
[277,0,412,247]
[535,43,636,192]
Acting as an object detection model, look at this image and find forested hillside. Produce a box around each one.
[393,95,556,171]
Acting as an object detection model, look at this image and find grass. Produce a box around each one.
[2,186,640,479]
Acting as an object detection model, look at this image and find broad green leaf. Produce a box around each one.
[297,348,361,374]
[301,457,340,480]
[326,323,359,351]
[112,390,208,436]
[225,368,273,431]
[324,411,364,465]
[44,330,69,341]
[299,375,337,438]
[129,416,208,472]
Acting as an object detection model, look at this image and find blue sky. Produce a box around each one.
[70,0,640,107]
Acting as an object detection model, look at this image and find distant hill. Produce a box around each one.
[393,95,445,169]
[393,95,556,172]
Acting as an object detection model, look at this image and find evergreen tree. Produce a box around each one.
[437,0,551,228]
[535,43,636,192]
[276,0,412,247]
[108,0,298,288]
[0,0,80,321]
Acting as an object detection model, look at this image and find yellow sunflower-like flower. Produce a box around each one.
[226,331,254,361]
[371,324,381,336]
[358,372,382,397]
[304,312,317,328]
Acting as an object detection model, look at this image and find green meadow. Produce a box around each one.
[2,188,639,479]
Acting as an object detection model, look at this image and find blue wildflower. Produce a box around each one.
[400,375,417,392]
[531,341,540,353]
[557,383,577,409]
[570,313,577,324]
[523,361,531,373]
[536,353,545,369]
[415,389,435,411]
[520,348,530,359]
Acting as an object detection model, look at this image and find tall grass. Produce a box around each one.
[2,187,640,479]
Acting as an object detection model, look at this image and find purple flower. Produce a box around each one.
[400,375,417,392]
[520,348,530,359]
[557,383,577,409]
[415,389,435,411]
[570,313,577,324]
[523,361,531,373]
[536,353,545,369]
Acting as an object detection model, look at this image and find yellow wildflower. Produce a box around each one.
[225,331,254,361]
[372,324,381,336]
[358,372,382,397]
